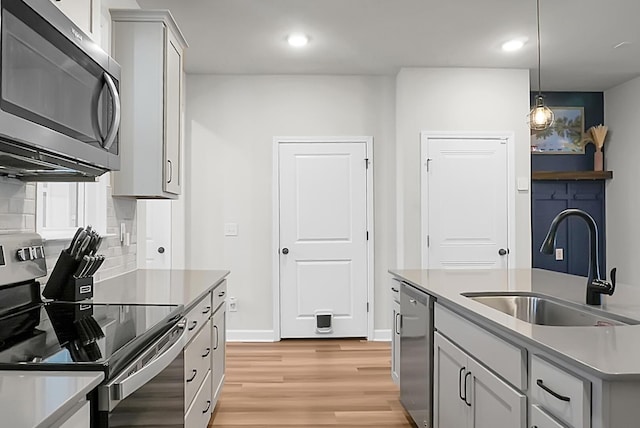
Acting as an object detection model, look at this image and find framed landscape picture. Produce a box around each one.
[531,106,586,154]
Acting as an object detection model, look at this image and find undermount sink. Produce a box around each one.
[462,292,634,327]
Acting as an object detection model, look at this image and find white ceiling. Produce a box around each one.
[137,0,640,91]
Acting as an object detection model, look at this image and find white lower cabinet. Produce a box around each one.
[531,405,569,428]
[185,370,213,428]
[434,332,526,428]
[391,298,400,384]
[211,303,226,407]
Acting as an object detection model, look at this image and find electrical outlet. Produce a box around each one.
[228,297,237,312]
[555,248,564,261]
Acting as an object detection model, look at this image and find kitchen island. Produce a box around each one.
[390,268,640,428]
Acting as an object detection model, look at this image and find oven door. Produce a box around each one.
[0,0,120,169]
[97,319,187,427]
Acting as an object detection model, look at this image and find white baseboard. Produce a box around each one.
[227,329,391,342]
[373,329,391,341]
[227,330,276,342]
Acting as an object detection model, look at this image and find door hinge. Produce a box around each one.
[365,158,370,169]
[367,302,370,312]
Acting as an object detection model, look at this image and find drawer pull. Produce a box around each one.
[188,321,198,331]
[202,347,211,358]
[391,287,398,292]
[458,367,466,402]
[463,371,471,406]
[218,291,226,297]
[536,379,570,402]
[186,369,197,383]
[202,305,211,314]
[202,400,212,414]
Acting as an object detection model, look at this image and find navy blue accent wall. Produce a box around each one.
[531,92,608,278]
[530,92,604,172]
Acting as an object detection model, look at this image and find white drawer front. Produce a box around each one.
[531,405,569,428]
[185,291,213,342]
[435,304,526,389]
[185,318,212,409]
[185,370,213,428]
[531,355,590,428]
[212,280,227,312]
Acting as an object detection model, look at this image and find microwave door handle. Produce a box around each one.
[102,72,121,151]
[101,321,187,410]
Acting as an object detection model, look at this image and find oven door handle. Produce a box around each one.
[100,320,187,411]
[102,72,121,151]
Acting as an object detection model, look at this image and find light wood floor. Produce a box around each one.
[208,339,415,427]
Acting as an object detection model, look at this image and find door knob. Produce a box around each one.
[158,247,165,254]
[498,248,509,256]
[281,248,289,255]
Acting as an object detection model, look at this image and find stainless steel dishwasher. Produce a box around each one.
[400,282,434,428]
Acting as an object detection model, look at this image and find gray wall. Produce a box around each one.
[395,67,532,269]
[184,74,397,335]
[605,76,640,285]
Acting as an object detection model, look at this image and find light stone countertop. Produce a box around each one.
[0,371,104,428]
[93,269,230,311]
[389,268,640,380]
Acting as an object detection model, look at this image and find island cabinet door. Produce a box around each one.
[467,357,526,428]
[434,332,470,428]
[434,332,526,428]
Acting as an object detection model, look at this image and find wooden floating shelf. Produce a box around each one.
[532,171,613,181]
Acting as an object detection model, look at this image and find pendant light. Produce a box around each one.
[528,0,554,131]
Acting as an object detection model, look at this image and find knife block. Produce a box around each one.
[43,250,83,301]
[59,276,94,302]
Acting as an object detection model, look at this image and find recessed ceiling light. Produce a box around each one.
[502,39,526,52]
[287,33,309,48]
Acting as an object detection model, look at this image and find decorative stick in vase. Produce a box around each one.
[589,124,608,171]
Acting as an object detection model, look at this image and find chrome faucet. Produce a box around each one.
[540,208,616,305]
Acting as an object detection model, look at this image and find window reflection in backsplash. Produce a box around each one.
[0,175,138,286]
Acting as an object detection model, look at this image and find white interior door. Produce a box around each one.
[279,141,368,338]
[422,134,510,269]
[143,200,172,269]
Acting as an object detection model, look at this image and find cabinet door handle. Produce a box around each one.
[188,320,198,331]
[458,367,466,402]
[202,347,211,358]
[167,159,173,183]
[186,369,197,383]
[464,371,472,406]
[202,400,212,414]
[213,325,219,350]
[202,305,211,315]
[394,313,401,335]
[536,379,570,402]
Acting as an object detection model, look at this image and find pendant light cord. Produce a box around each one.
[536,0,542,97]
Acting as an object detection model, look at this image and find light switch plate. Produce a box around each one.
[517,177,529,191]
[555,248,564,261]
[224,223,238,236]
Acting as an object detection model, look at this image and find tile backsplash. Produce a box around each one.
[0,175,137,284]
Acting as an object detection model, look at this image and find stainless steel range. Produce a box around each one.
[0,233,188,427]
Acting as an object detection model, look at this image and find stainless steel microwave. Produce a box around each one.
[0,0,121,181]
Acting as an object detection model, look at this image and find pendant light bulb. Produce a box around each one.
[529,95,554,130]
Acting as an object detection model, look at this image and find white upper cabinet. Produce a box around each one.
[50,0,98,37]
[110,10,188,199]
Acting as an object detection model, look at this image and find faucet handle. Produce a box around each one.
[609,267,617,294]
